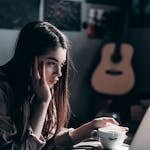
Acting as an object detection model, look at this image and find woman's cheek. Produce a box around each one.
[45,67,53,85]
[45,66,52,75]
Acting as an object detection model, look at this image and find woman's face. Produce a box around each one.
[38,47,67,88]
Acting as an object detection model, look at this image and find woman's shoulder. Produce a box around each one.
[0,70,14,105]
[0,70,15,117]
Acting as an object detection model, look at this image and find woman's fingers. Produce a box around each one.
[33,56,40,80]
[41,60,46,83]
[92,117,120,129]
[105,117,119,125]
[119,126,129,132]
[32,57,52,102]
[100,117,119,125]
[34,57,46,84]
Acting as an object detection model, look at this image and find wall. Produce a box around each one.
[0,29,18,65]
[127,28,150,94]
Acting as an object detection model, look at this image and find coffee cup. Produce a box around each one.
[91,126,127,149]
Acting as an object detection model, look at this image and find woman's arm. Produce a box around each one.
[46,118,120,149]
[46,128,74,150]
[30,57,52,139]
[30,100,50,139]
[0,84,46,150]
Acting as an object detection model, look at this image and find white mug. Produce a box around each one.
[91,126,127,149]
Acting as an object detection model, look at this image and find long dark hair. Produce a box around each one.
[1,21,71,141]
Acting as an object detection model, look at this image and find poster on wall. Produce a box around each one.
[0,0,40,29]
[44,0,81,31]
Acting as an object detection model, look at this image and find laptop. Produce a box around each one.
[129,105,150,150]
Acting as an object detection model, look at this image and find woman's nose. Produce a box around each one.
[56,65,62,77]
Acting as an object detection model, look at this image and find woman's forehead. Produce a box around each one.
[40,47,67,62]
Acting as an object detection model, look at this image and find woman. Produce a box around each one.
[0,21,126,150]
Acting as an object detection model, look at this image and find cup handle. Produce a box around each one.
[91,130,99,140]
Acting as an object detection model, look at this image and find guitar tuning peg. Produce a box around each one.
[96,9,104,20]
[86,8,97,38]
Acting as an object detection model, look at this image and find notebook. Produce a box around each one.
[129,105,150,150]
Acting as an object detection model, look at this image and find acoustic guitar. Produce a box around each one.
[91,8,135,95]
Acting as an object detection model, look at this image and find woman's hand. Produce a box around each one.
[90,117,119,128]
[30,57,53,138]
[69,117,121,144]
[90,117,129,133]
[32,56,52,103]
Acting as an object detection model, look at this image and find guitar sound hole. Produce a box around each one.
[106,70,123,75]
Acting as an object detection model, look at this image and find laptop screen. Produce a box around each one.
[129,106,150,150]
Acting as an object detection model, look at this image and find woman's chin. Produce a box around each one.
[49,84,54,88]
[48,81,58,88]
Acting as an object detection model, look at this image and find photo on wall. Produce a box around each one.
[44,0,81,31]
[0,0,40,29]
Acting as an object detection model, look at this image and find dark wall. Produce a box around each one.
[128,28,150,95]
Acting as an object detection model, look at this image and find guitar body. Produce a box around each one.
[91,43,135,95]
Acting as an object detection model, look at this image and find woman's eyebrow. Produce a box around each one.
[47,57,58,62]
[47,57,66,64]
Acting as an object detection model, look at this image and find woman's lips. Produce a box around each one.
[48,80,58,84]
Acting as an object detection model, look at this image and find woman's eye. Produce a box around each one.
[46,61,66,68]
[47,62,55,66]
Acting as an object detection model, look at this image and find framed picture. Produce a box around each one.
[0,0,40,29]
[44,0,81,31]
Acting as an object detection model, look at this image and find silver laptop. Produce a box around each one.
[129,105,150,150]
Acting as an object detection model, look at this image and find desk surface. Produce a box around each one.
[73,139,129,150]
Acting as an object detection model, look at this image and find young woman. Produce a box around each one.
[0,21,127,150]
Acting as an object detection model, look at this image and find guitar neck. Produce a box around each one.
[111,8,130,62]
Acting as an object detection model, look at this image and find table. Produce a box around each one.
[73,139,129,150]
